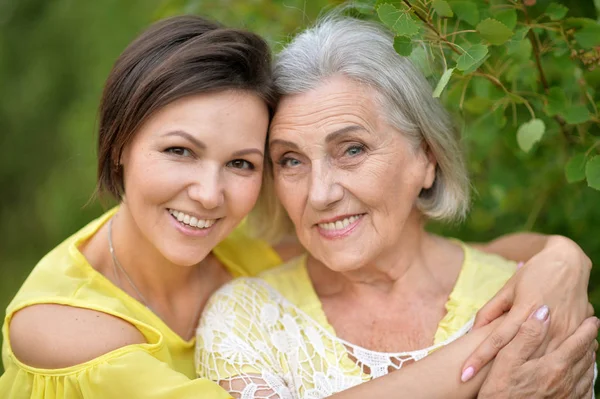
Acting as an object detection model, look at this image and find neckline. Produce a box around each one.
[290,242,473,353]
[69,208,196,346]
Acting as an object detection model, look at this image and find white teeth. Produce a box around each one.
[168,209,217,230]
[318,215,361,231]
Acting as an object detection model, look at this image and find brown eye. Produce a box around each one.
[165,147,192,157]
[227,159,254,170]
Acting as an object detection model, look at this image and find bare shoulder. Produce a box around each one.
[9,303,145,369]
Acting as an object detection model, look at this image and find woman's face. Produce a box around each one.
[269,76,436,272]
[120,90,269,267]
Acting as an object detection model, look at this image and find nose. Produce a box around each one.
[187,165,224,210]
[308,160,343,211]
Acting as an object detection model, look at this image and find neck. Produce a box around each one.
[110,205,218,304]
[308,212,461,299]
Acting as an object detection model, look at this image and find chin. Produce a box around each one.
[318,251,366,273]
[163,248,212,268]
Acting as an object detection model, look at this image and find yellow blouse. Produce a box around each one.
[196,245,517,398]
[0,208,282,399]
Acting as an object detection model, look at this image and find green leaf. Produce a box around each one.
[448,1,479,26]
[377,3,420,36]
[512,27,530,41]
[456,44,488,71]
[546,3,568,21]
[565,153,587,183]
[516,119,545,153]
[563,106,591,124]
[432,0,453,17]
[574,24,600,48]
[393,36,413,56]
[492,9,517,30]
[433,68,455,98]
[477,18,514,46]
[585,156,600,190]
[409,46,434,77]
[545,87,568,117]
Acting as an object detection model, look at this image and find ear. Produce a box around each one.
[422,144,437,190]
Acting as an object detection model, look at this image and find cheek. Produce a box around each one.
[227,175,263,216]
[274,173,304,223]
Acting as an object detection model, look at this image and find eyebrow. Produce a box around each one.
[163,130,263,157]
[270,125,367,149]
[325,125,368,144]
[232,148,264,157]
[269,139,300,150]
[163,130,206,149]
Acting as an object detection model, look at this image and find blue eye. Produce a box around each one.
[165,147,192,157]
[280,157,301,168]
[228,159,254,170]
[345,145,364,157]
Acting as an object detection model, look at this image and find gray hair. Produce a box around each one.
[250,16,470,242]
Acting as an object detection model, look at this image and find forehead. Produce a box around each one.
[270,76,381,138]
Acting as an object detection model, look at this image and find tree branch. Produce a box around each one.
[402,0,462,55]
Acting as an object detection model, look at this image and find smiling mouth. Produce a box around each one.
[316,214,365,231]
[168,209,219,229]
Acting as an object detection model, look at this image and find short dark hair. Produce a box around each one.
[96,15,275,199]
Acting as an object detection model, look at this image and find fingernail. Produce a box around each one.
[516,261,524,270]
[461,366,474,382]
[533,305,549,321]
[595,317,600,328]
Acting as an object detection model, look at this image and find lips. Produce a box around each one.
[168,209,218,229]
[317,214,362,231]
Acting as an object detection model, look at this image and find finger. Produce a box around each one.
[549,317,600,367]
[461,305,549,382]
[574,363,595,398]
[569,339,597,387]
[472,285,514,329]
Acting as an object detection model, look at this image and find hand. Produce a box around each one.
[477,308,599,398]
[461,235,592,382]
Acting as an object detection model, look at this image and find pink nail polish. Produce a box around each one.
[461,366,474,382]
[516,261,524,269]
[534,305,549,321]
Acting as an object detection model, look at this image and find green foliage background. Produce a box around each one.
[0,0,599,386]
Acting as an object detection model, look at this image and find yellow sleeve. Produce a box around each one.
[0,348,233,399]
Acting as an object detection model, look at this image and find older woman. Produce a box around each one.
[196,17,597,398]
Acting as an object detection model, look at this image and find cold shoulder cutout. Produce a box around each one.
[1,208,282,399]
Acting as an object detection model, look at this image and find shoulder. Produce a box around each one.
[9,303,145,369]
[464,244,517,276]
[453,244,516,305]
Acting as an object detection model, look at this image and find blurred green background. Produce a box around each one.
[0,0,599,382]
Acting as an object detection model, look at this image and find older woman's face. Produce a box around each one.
[269,76,436,271]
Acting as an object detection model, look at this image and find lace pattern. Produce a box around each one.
[196,278,472,399]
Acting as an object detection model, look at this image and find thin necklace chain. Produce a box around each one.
[107,217,202,339]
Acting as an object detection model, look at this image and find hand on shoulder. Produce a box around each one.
[9,303,145,369]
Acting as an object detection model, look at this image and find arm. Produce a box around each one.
[472,232,575,263]
[203,308,597,399]
[462,234,593,381]
[5,304,232,399]
[342,311,597,399]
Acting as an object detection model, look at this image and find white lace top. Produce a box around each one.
[196,247,517,398]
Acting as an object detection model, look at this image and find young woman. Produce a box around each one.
[0,14,595,399]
